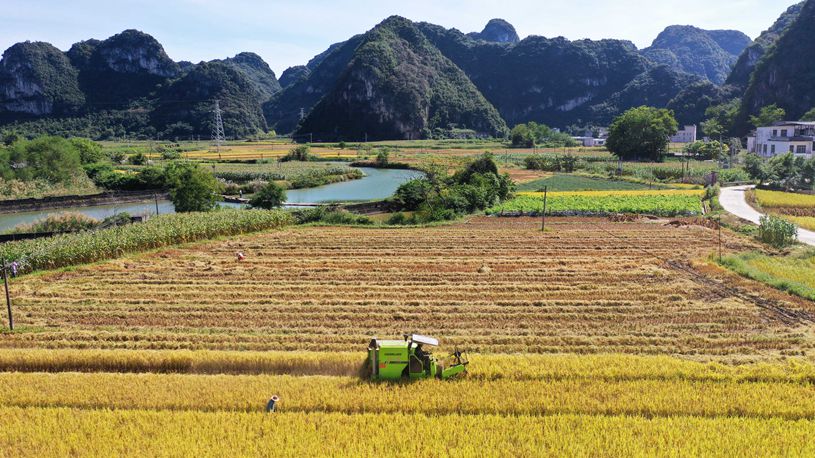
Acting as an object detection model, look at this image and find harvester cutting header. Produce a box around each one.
[367,334,469,381]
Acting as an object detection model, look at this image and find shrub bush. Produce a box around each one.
[757,215,797,248]
[249,182,287,209]
[128,153,148,165]
[279,145,313,162]
[10,212,99,234]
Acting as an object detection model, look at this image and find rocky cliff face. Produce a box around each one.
[297,16,507,140]
[642,25,751,84]
[263,35,365,134]
[91,30,179,77]
[590,65,703,120]
[467,19,520,44]
[727,2,804,89]
[76,29,180,106]
[0,41,84,116]
[737,0,815,128]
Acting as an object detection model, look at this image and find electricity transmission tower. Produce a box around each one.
[211,100,225,155]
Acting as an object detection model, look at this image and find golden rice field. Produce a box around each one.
[787,216,815,231]
[753,189,815,231]
[756,189,815,209]
[1,351,815,456]
[3,217,815,455]
[166,143,359,161]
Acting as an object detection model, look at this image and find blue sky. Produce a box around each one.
[1,0,800,75]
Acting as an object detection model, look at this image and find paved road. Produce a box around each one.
[720,185,815,247]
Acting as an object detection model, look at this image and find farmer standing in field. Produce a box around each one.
[266,395,280,412]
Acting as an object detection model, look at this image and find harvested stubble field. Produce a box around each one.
[4,217,815,456]
[4,217,812,357]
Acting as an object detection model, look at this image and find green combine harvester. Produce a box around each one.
[367,334,469,381]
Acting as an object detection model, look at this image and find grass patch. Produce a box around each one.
[719,249,815,301]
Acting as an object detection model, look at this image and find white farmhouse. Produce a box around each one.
[670,125,697,143]
[572,136,607,147]
[751,121,815,157]
[571,129,608,147]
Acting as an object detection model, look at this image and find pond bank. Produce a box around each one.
[0,167,424,233]
[0,191,168,214]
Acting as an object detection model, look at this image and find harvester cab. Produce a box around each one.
[367,334,469,381]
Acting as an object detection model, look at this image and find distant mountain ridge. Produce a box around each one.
[641,25,751,84]
[466,19,520,44]
[2,9,807,140]
[296,16,508,140]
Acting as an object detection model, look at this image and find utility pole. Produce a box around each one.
[541,186,548,232]
[299,107,305,121]
[211,100,225,156]
[154,194,160,216]
[2,260,12,330]
[718,216,723,263]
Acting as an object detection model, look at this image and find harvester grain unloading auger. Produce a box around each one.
[366,334,469,381]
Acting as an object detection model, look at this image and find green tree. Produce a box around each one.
[743,153,766,181]
[801,107,815,122]
[250,182,287,209]
[7,136,82,183]
[280,145,312,162]
[393,179,433,210]
[164,162,219,212]
[510,122,577,148]
[750,104,786,129]
[69,138,106,164]
[375,148,390,166]
[700,118,724,140]
[606,106,678,161]
[510,124,535,148]
[702,99,739,137]
[683,141,723,160]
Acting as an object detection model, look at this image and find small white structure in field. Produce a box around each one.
[670,125,697,143]
[572,136,607,147]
